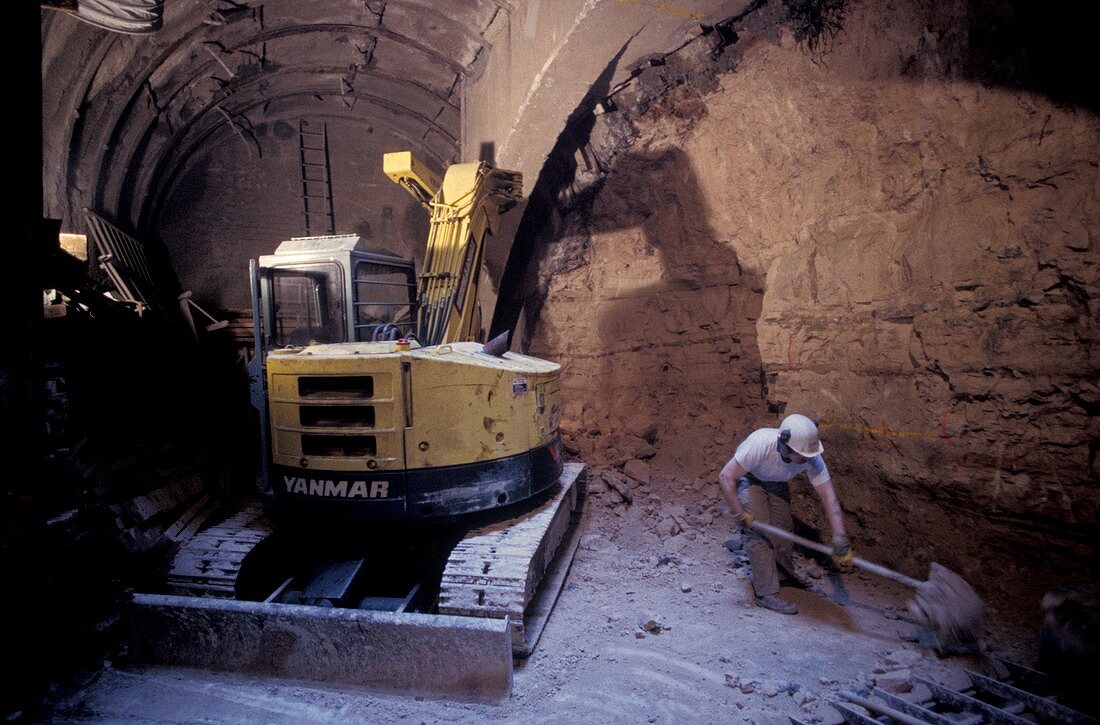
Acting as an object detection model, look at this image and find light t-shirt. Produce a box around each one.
[733,427,831,487]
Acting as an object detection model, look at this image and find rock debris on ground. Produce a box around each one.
[38,467,1040,724]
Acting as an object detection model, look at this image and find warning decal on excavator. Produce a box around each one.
[512,376,528,394]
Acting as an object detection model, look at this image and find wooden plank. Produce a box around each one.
[840,692,933,725]
[992,656,1056,696]
[830,702,880,725]
[872,688,957,725]
[965,670,1096,724]
[918,677,1032,725]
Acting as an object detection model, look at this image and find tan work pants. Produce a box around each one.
[737,476,795,597]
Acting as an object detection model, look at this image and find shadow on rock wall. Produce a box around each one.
[519,0,1098,620]
[530,147,768,486]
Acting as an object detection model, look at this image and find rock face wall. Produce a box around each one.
[527,0,1098,595]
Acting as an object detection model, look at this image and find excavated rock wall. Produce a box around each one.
[527,0,1098,596]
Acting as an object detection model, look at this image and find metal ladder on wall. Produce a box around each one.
[298,119,336,236]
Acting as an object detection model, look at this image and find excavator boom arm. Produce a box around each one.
[384,152,522,346]
[383,151,442,209]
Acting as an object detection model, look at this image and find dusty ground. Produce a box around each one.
[35,471,1041,724]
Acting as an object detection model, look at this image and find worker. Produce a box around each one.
[718,413,852,614]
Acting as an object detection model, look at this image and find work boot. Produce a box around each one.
[755,594,798,615]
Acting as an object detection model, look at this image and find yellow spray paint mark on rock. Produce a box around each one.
[819,411,958,445]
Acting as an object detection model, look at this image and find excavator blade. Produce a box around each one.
[129,594,513,701]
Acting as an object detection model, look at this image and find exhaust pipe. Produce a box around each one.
[482,330,511,357]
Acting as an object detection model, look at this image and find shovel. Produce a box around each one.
[747,518,984,652]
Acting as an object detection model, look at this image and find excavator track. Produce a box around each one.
[165,500,272,598]
[439,462,587,655]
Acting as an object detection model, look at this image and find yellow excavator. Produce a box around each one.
[164,152,585,658]
[256,152,563,525]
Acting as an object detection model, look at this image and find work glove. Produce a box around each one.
[831,533,854,568]
[733,509,755,531]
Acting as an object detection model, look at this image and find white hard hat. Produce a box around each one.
[779,414,824,457]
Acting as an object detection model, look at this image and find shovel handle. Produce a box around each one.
[747,519,923,589]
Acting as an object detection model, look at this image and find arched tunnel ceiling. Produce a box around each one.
[42,0,750,311]
[43,0,503,232]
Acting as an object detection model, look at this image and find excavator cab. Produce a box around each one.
[254,235,417,350]
[268,264,343,346]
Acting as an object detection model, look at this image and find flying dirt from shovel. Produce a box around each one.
[907,562,986,654]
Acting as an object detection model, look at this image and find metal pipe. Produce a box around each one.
[72,0,164,34]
